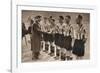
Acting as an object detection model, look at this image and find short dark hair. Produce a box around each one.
[77,15,83,19]
[50,16,52,18]
[66,15,71,19]
[52,19,55,22]
[59,16,64,20]
[35,15,41,19]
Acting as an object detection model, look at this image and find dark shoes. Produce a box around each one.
[66,56,73,60]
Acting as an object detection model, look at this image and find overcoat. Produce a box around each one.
[31,22,41,53]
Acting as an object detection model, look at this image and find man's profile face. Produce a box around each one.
[59,18,63,24]
[37,17,42,23]
[65,17,70,24]
[76,18,82,24]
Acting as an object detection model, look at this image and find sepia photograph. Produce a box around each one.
[21,10,90,62]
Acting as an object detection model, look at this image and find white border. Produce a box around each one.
[12,4,97,73]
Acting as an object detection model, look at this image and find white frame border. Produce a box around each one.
[11,3,97,73]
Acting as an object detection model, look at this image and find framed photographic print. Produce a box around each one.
[11,0,97,73]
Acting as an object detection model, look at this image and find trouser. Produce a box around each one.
[32,51,40,59]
